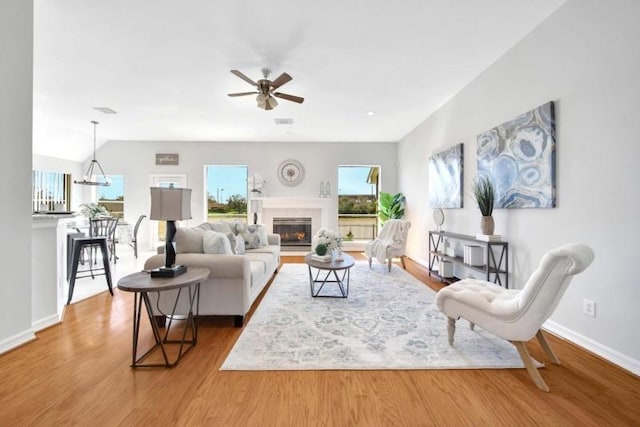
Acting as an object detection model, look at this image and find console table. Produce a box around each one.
[117,267,209,368]
[428,231,509,288]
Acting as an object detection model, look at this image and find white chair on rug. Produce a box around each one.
[435,243,594,392]
[365,219,411,272]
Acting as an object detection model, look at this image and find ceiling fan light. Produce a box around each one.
[267,96,278,109]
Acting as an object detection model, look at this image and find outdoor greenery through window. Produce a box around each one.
[206,165,248,221]
[338,166,379,241]
[32,170,71,212]
[97,175,124,219]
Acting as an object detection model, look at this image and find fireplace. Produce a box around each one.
[273,217,312,250]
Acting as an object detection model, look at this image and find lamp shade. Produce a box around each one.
[150,187,192,221]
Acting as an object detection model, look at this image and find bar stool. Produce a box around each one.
[67,236,114,305]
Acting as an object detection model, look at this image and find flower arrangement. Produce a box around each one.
[79,202,110,219]
[248,173,266,194]
[313,228,341,255]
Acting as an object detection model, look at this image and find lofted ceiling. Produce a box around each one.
[33,0,565,162]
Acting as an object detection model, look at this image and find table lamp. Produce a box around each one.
[149,186,192,278]
[250,199,262,225]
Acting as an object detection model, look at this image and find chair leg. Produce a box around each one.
[447,316,456,345]
[536,330,561,365]
[512,341,550,392]
[388,257,392,272]
[368,257,372,268]
[469,322,475,331]
[400,255,407,270]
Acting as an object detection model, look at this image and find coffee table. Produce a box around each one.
[304,253,355,298]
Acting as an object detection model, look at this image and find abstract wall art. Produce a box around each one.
[428,143,463,208]
[477,101,556,208]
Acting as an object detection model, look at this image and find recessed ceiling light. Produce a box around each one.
[274,118,294,125]
[93,107,117,114]
[367,111,376,116]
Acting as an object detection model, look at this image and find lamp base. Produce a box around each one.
[150,265,187,278]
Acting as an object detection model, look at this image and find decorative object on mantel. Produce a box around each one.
[477,101,556,208]
[319,182,325,198]
[79,202,110,219]
[324,182,331,198]
[472,176,495,235]
[74,121,111,187]
[277,159,305,187]
[378,192,406,225]
[428,143,463,208]
[248,172,266,194]
[155,153,179,166]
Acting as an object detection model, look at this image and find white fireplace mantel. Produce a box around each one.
[254,197,336,234]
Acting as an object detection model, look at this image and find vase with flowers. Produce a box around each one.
[313,228,342,258]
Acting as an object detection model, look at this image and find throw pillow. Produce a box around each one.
[175,227,205,254]
[202,231,233,255]
[235,237,246,255]
[226,232,238,254]
[258,224,269,246]
[240,224,263,249]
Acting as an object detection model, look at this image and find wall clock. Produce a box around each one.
[278,159,305,186]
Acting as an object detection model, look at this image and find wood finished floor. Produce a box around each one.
[1,254,639,426]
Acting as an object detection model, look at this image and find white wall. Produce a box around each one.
[93,140,398,250]
[399,0,640,373]
[0,1,35,352]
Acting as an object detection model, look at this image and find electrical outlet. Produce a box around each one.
[583,299,596,317]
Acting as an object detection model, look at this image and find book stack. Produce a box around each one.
[311,254,332,263]
[463,245,483,266]
[476,234,502,242]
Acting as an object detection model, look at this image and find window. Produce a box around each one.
[205,165,248,221]
[32,170,71,212]
[338,166,379,241]
[97,175,124,219]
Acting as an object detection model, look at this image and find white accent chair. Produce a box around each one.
[365,219,411,272]
[435,243,594,392]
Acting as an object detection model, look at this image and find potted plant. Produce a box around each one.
[378,192,406,224]
[472,176,495,235]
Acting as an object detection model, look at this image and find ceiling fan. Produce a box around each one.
[228,68,304,111]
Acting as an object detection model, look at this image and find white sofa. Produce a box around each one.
[144,221,280,326]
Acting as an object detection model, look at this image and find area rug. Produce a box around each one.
[221,262,526,371]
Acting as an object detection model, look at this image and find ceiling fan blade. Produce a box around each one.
[228,91,258,97]
[230,70,257,86]
[273,92,304,104]
[270,72,292,90]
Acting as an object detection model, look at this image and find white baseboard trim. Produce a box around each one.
[544,320,640,376]
[0,329,37,356]
[32,314,62,333]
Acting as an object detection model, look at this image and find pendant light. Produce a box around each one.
[74,120,111,186]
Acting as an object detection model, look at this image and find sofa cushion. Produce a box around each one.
[211,221,233,234]
[175,227,205,254]
[202,231,233,255]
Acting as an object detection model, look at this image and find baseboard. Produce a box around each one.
[32,313,62,333]
[0,329,37,356]
[544,320,640,376]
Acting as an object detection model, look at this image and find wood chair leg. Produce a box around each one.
[512,341,550,392]
[536,330,561,365]
[447,317,456,345]
[400,255,407,270]
[388,257,392,272]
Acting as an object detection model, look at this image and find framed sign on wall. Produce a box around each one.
[156,153,179,166]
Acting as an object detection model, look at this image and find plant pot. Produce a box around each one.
[480,216,495,235]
